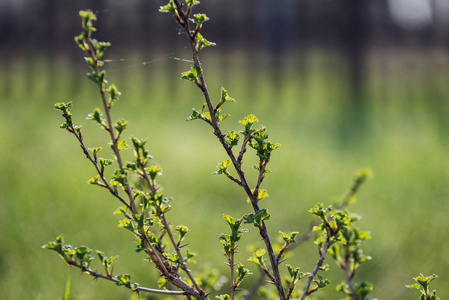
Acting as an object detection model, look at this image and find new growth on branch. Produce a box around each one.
[44,1,439,299]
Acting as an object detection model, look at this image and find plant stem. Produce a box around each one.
[65,116,132,211]
[161,213,205,296]
[138,168,206,298]
[140,231,208,299]
[344,253,359,300]
[230,248,236,300]
[300,238,330,300]
[82,26,138,214]
[67,261,186,296]
[170,2,286,298]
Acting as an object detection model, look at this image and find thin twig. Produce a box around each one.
[64,115,132,211]
[343,251,359,300]
[139,159,206,297]
[66,261,186,296]
[253,160,269,198]
[161,213,205,296]
[230,247,236,300]
[237,136,251,164]
[225,173,243,186]
[82,27,138,214]
[300,238,330,300]
[170,2,286,298]
[140,231,208,299]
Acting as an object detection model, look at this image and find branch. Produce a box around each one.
[66,261,186,296]
[160,213,205,296]
[237,136,251,164]
[300,238,330,300]
[138,158,206,297]
[169,4,286,298]
[63,113,132,211]
[140,231,208,299]
[253,160,269,198]
[229,247,236,300]
[343,251,359,300]
[82,26,138,214]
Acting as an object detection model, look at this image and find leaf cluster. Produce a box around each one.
[406,274,439,300]
[45,3,438,300]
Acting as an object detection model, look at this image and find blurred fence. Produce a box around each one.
[1,0,449,127]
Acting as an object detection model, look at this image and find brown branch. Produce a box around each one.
[253,160,269,199]
[66,261,186,296]
[237,136,250,165]
[160,213,206,297]
[169,2,286,298]
[65,115,132,211]
[82,26,138,214]
[343,251,359,300]
[229,247,236,300]
[300,238,330,300]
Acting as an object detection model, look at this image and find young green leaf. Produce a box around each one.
[214,160,232,175]
[116,140,129,151]
[99,158,113,167]
[114,119,128,135]
[159,0,176,14]
[243,209,270,228]
[181,66,202,84]
[248,249,267,267]
[309,203,332,220]
[226,131,240,147]
[257,189,269,201]
[406,274,439,300]
[147,165,163,180]
[176,225,190,244]
[87,175,101,185]
[280,231,299,245]
[194,13,209,26]
[195,32,216,52]
[116,274,132,288]
[235,263,252,286]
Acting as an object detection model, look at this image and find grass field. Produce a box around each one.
[0,50,448,299]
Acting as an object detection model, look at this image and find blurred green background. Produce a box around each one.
[1,0,449,299]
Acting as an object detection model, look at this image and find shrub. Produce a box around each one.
[43,1,438,299]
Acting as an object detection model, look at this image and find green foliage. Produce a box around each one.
[280,231,299,246]
[214,160,232,175]
[286,264,309,285]
[244,209,271,229]
[248,249,267,268]
[239,114,259,136]
[225,131,240,147]
[96,250,118,277]
[337,281,374,300]
[406,274,439,300]
[235,263,252,286]
[182,66,202,84]
[195,32,216,52]
[41,3,438,300]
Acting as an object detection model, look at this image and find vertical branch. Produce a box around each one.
[160,213,205,296]
[82,26,138,214]
[343,254,358,300]
[168,2,286,298]
[229,248,236,300]
[300,238,330,300]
